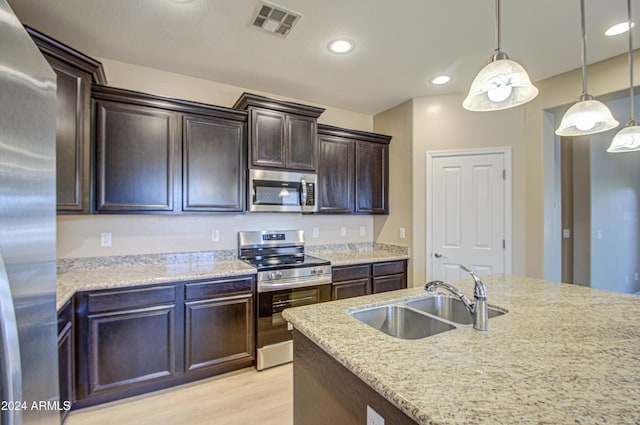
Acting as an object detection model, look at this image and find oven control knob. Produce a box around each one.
[310,268,316,275]
[266,272,275,281]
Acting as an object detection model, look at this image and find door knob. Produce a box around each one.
[434,253,442,258]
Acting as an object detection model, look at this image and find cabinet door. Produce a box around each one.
[251,108,286,168]
[183,115,245,212]
[95,100,179,212]
[318,135,354,213]
[184,294,254,373]
[47,56,91,213]
[355,142,389,214]
[86,305,176,395]
[332,279,370,300]
[287,115,317,171]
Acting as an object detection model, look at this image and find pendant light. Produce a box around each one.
[556,0,619,136]
[607,0,640,153]
[463,0,538,111]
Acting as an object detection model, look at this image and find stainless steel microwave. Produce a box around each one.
[248,169,318,213]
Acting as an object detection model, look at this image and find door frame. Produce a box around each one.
[426,147,513,281]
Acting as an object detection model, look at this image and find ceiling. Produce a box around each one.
[8,0,638,115]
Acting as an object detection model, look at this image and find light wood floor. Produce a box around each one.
[65,364,293,425]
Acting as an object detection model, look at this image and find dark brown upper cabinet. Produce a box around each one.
[92,86,247,214]
[355,141,389,214]
[317,125,391,215]
[94,98,179,212]
[182,115,245,212]
[26,27,107,214]
[234,93,324,172]
[317,134,355,213]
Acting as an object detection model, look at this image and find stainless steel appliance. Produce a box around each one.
[239,230,331,370]
[248,169,318,213]
[0,2,60,424]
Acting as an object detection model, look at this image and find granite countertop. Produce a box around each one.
[307,243,409,266]
[56,243,409,311]
[283,274,640,424]
[56,251,256,310]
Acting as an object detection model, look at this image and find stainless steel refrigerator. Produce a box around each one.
[0,0,60,424]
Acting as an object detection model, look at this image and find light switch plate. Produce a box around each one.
[340,227,347,237]
[100,232,112,247]
[367,405,384,425]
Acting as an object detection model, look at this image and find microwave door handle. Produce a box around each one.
[300,179,307,207]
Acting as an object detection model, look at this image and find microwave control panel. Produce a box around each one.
[305,182,315,206]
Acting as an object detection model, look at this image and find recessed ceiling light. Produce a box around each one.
[430,75,452,85]
[605,21,635,36]
[328,39,354,54]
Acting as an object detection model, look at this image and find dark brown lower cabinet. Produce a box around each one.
[57,301,74,422]
[332,260,407,300]
[293,330,419,425]
[184,277,254,376]
[73,276,255,408]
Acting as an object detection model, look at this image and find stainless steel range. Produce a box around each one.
[239,230,331,370]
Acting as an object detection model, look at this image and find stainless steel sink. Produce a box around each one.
[350,305,456,339]
[405,294,505,325]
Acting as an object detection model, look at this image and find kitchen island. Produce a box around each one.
[282,274,640,425]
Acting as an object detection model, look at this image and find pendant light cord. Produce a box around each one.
[495,0,502,52]
[628,0,635,121]
[580,0,589,98]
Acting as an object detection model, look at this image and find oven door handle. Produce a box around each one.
[258,276,332,292]
[272,296,316,308]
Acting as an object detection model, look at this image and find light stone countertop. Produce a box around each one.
[307,243,409,266]
[56,251,256,311]
[55,244,409,311]
[282,274,640,425]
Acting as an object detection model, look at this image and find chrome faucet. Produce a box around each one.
[424,265,488,331]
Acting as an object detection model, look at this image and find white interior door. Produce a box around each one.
[427,149,511,281]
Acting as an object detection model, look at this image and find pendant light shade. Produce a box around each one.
[608,0,640,153]
[556,0,619,136]
[607,122,640,152]
[556,96,620,136]
[463,0,538,111]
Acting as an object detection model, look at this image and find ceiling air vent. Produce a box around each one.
[251,1,302,38]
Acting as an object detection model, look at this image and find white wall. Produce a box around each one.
[586,96,640,293]
[58,214,373,258]
[57,58,375,259]
[373,100,414,285]
[400,93,525,287]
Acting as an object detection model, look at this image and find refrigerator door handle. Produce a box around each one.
[0,253,22,425]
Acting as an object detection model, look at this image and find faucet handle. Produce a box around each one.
[459,265,487,300]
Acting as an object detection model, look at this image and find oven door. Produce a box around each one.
[257,284,331,348]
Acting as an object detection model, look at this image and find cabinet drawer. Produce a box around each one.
[87,285,176,313]
[372,260,405,277]
[185,277,254,301]
[372,274,405,294]
[332,278,370,300]
[332,264,370,282]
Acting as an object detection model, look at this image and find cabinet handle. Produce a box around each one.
[434,253,442,258]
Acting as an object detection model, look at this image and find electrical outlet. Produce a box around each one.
[367,405,385,425]
[211,229,220,242]
[340,227,347,237]
[359,226,365,236]
[562,228,571,239]
[100,232,112,247]
[312,227,320,238]
[399,227,406,239]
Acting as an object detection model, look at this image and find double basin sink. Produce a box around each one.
[349,294,506,340]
